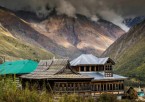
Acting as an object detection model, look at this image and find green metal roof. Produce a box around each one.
[0,60,38,75]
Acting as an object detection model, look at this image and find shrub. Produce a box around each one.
[97,93,117,102]
[0,78,94,102]
[59,94,94,102]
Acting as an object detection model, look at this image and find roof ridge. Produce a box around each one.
[54,60,79,75]
[70,54,111,66]
[54,59,68,75]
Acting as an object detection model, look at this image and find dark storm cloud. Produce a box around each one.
[0,0,145,31]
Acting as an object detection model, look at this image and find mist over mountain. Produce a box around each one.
[2,0,143,31]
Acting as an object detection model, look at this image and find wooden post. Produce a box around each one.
[117,83,119,94]
[115,83,117,91]
[78,83,80,91]
[102,84,104,92]
[100,83,101,93]
[112,84,113,92]
[84,66,86,72]
[66,83,68,91]
[73,83,75,92]
[96,66,98,71]
[90,66,91,71]
[123,81,125,94]
[109,83,110,91]
[106,83,107,91]
[95,66,96,71]
[96,84,98,91]
[104,65,106,71]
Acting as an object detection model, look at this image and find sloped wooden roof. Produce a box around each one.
[70,54,115,66]
[20,59,93,80]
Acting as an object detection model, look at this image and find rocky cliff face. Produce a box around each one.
[0,8,125,58]
[102,20,145,80]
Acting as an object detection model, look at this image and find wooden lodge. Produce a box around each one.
[20,54,127,97]
[20,59,93,95]
[70,54,127,97]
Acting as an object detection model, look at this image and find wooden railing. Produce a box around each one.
[53,82,92,93]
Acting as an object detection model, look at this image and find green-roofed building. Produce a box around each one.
[0,60,38,75]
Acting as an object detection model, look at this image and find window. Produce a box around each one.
[105,72,113,77]
[110,84,112,90]
[80,66,84,71]
[86,66,90,71]
[119,84,124,90]
[115,84,119,90]
[110,66,112,70]
[101,84,103,91]
[107,84,110,90]
[98,85,100,91]
[96,66,98,71]
[91,66,95,71]
[105,65,112,70]
[99,65,104,71]
[102,66,104,71]
[98,66,104,71]
[104,84,106,91]
[113,84,115,90]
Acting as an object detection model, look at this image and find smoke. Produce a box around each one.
[0,0,145,31]
[98,10,130,32]
[56,0,76,17]
[90,15,99,22]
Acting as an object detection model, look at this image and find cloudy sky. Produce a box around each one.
[0,0,145,31]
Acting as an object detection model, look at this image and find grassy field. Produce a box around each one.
[0,24,54,60]
[0,78,94,102]
[0,77,142,102]
[114,33,145,82]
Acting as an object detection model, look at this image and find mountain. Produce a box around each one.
[0,23,54,60]
[102,20,145,81]
[0,7,125,59]
[123,16,145,27]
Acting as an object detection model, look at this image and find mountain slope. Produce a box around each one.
[30,14,125,56]
[0,23,54,60]
[102,20,145,81]
[0,8,125,58]
[123,16,145,27]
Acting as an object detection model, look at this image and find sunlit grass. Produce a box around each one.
[0,26,54,60]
